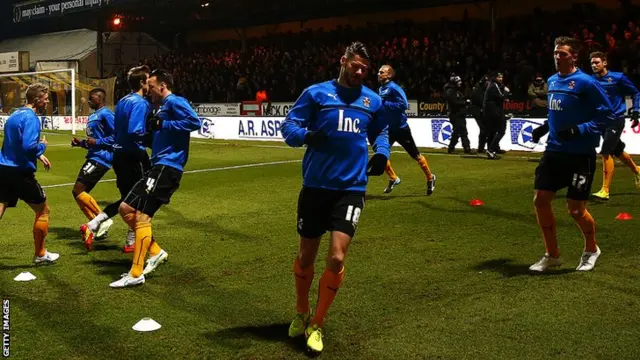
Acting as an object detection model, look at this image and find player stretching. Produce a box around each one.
[589,52,640,200]
[81,66,152,252]
[71,88,115,239]
[529,37,615,272]
[377,65,436,195]
[0,83,58,264]
[109,69,201,288]
[281,42,390,353]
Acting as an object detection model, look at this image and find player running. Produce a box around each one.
[281,41,390,353]
[529,36,615,272]
[377,64,436,195]
[71,88,115,240]
[588,51,640,200]
[0,83,58,264]
[109,69,201,288]
[81,65,152,252]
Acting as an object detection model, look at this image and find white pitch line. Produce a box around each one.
[42,159,301,189]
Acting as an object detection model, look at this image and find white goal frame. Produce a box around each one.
[0,68,77,134]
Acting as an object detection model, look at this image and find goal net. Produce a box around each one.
[0,69,116,134]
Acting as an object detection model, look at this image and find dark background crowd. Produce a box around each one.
[112,2,640,105]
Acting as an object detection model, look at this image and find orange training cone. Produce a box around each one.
[470,199,484,207]
[616,212,633,220]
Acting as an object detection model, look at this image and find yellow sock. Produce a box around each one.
[385,161,398,181]
[602,155,614,193]
[33,208,50,258]
[75,192,102,220]
[149,238,162,257]
[130,222,152,278]
[416,155,433,181]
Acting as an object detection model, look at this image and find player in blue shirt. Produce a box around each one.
[280,42,390,353]
[110,69,201,289]
[81,65,152,253]
[71,88,116,240]
[529,37,615,272]
[0,83,58,264]
[588,51,640,200]
[377,65,436,195]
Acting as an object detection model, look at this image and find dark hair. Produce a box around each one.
[589,51,607,62]
[89,88,106,101]
[127,65,150,91]
[150,69,174,90]
[554,36,582,55]
[344,41,370,62]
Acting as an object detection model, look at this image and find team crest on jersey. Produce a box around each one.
[607,77,613,83]
[568,81,575,89]
[509,119,544,150]
[362,97,370,108]
[431,119,453,146]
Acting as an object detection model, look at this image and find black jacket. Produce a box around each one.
[482,81,506,119]
[471,81,487,108]
[444,83,467,117]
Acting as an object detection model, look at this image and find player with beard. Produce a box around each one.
[281,41,390,353]
[588,51,640,200]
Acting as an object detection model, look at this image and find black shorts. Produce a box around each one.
[534,151,596,201]
[0,166,46,207]
[600,118,626,156]
[112,151,151,198]
[124,165,182,217]
[76,160,110,193]
[296,187,365,238]
[389,126,420,159]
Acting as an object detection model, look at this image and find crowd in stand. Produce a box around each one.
[112,3,640,104]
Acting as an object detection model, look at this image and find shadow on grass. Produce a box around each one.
[473,258,574,278]
[48,226,80,241]
[207,323,318,356]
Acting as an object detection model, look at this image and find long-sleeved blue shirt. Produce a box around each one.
[113,92,151,153]
[378,81,409,130]
[281,80,391,192]
[85,106,115,168]
[592,70,640,119]
[150,94,201,172]
[546,69,615,155]
[0,107,46,172]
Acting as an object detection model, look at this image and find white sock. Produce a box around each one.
[88,212,109,232]
[126,230,135,246]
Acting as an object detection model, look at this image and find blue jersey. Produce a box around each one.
[85,106,115,168]
[151,94,201,172]
[592,71,640,119]
[546,69,615,155]
[0,107,46,172]
[113,93,151,153]
[281,80,391,192]
[378,81,409,130]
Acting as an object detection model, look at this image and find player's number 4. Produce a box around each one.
[345,205,361,224]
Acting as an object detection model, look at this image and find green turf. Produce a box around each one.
[1,131,640,359]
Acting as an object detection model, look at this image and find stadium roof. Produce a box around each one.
[0,28,169,68]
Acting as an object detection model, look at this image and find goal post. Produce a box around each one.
[0,68,116,135]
